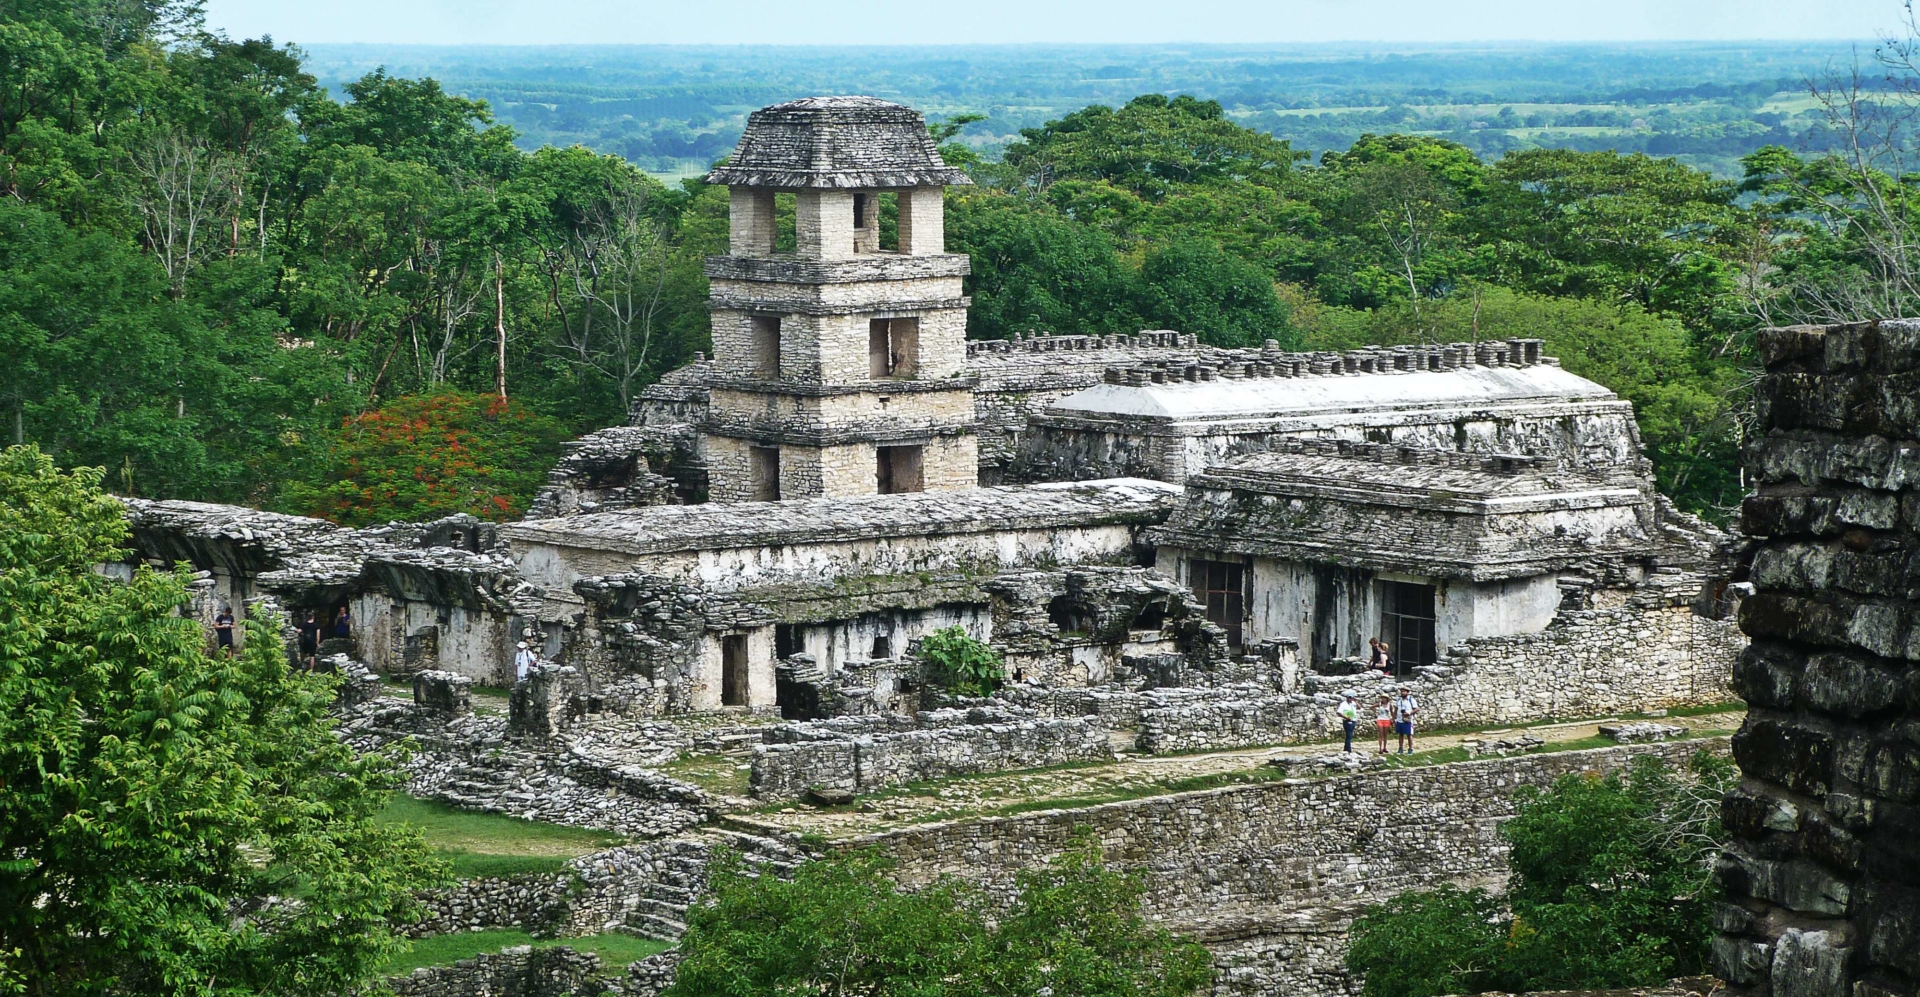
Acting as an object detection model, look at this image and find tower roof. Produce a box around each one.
[705,96,974,190]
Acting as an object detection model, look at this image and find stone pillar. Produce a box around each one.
[1715,319,1920,997]
[728,187,776,257]
[896,185,945,255]
[510,663,583,737]
[795,189,855,260]
[413,670,472,717]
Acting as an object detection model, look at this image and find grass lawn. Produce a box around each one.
[381,929,671,977]
[378,794,626,879]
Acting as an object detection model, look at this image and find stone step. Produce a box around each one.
[626,912,687,941]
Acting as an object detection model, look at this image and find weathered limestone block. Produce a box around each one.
[1717,318,1920,997]
[412,670,471,717]
[510,663,584,737]
[1599,722,1687,743]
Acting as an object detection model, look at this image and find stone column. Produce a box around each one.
[1715,319,1920,997]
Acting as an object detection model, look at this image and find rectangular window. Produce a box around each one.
[876,445,924,494]
[721,634,749,707]
[749,446,780,502]
[1380,581,1437,671]
[852,192,875,253]
[750,315,781,379]
[867,317,919,379]
[1188,558,1246,650]
[870,634,892,659]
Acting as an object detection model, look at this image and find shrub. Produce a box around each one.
[916,625,1004,697]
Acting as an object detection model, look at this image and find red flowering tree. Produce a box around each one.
[284,392,570,526]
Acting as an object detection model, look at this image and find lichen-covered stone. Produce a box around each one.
[1717,318,1920,996]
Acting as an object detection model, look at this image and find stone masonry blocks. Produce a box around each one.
[1716,318,1920,997]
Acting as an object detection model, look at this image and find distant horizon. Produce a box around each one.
[202,0,1908,47]
[290,39,1880,50]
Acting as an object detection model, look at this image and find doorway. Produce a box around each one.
[721,634,749,706]
[1188,557,1246,650]
[1380,581,1437,671]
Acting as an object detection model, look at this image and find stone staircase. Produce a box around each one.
[623,829,806,941]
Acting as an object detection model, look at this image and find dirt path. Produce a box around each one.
[728,706,1745,839]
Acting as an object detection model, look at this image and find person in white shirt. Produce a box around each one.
[1395,686,1420,754]
[514,641,537,682]
[1336,694,1360,752]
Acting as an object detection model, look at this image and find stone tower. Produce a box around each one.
[701,96,978,503]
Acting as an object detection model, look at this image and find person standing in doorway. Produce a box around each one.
[1337,693,1360,752]
[1374,692,1394,754]
[1368,636,1391,673]
[515,641,537,682]
[332,605,352,639]
[295,611,321,670]
[1395,685,1420,754]
[213,607,235,656]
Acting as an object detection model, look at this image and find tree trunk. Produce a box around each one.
[495,255,508,400]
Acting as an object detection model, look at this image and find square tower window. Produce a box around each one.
[877,445,924,494]
[749,446,781,502]
[868,318,920,379]
[750,315,781,379]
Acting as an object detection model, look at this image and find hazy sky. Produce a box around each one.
[202,0,1902,46]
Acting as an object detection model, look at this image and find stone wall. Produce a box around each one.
[1714,319,1920,997]
[748,706,1114,801]
[384,944,606,997]
[1137,597,1741,753]
[837,739,1727,996]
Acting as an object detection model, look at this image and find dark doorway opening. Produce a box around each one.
[721,634,749,706]
[1188,558,1246,651]
[1380,581,1437,672]
[775,623,801,660]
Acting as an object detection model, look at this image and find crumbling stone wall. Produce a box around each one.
[1715,319,1920,997]
[383,944,606,997]
[748,706,1113,801]
[830,739,1725,997]
[1137,595,1741,753]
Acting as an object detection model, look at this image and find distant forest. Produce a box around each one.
[6,5,1917,532]
[302,41,1869,178]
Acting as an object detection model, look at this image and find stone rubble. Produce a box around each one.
[1597,722,1688,743]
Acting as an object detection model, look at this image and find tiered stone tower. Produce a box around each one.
[701,96,978,503]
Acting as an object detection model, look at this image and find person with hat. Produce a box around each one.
[515,639,538,682]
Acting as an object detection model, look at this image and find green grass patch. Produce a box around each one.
[660,752,752,798]
[380,930,670,977]
[377,795,624,879]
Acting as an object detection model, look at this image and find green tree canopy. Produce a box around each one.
[1345,752,1733,997]
[281,390,570,527]
[0,445,441,996]
[665,833,1210,997]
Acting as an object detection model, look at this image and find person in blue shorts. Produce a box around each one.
[1394,685,1419,754]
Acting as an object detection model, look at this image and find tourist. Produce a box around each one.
[515,640,537,682]
[1337,693,1360,752]
[1395,685,1420,754]
[213,606,235,655]
[332,604,352,639]
[296,611,321,670]
[1368,636,1391,673]
[1374,692,1394,754]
